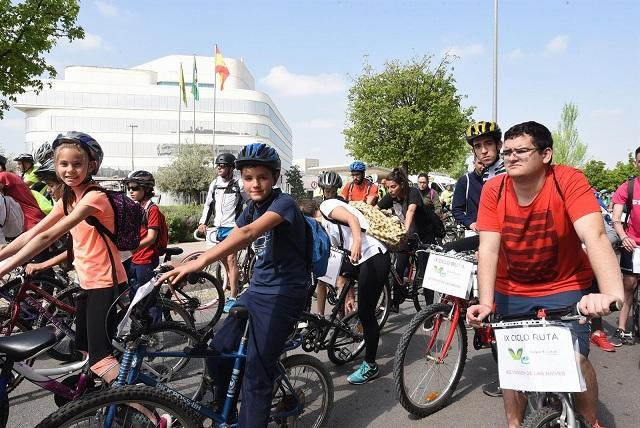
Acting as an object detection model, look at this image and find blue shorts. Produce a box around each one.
[216,226,233,242]
[495,290,591,357]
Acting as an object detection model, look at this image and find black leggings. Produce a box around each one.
[358,251,391,363]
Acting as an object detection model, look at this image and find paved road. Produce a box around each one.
[8,242,640,426]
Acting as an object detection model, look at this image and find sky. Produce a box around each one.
[1,0,638,168]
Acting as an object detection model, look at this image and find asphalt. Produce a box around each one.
[7,241,640,427]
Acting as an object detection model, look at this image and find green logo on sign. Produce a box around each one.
[508,348,530,364]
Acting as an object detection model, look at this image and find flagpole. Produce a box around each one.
[193,55,196,144]
[178,63,182,147]
[213,44,217,157]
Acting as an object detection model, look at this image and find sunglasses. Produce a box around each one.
[217,164,232,168]
[128,186,141,192]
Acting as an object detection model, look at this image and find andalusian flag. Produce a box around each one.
[178,62,187,107]
[215,46,230,90]
[191,56,199,101]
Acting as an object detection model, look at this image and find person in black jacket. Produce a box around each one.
[451,157,484,234]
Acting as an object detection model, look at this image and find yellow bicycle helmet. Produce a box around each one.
[465,121,502,145]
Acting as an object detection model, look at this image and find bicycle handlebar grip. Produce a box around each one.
[610,300,622,312]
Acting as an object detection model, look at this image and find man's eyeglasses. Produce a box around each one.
[128,186,141,192]
[500,147,540,160]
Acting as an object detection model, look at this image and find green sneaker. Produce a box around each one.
[223,297,236,314]
[347,361,379,385]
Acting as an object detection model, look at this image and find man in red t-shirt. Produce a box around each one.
[0,171,45,231]
[341,161,378,205]
[610,146,640,345]
[467,121,623,428]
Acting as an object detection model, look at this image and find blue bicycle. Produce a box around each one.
[37,285,334,427]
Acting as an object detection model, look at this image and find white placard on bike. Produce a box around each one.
[422,253,474,299]
[116,280,155,337]
[493,324,585,392]
[632,248,640,273]
[317,248,344,286]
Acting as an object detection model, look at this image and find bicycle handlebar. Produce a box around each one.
[489,300,621,325]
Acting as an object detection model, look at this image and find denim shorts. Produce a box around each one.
[495,290,591,357]
[216,226,233,242]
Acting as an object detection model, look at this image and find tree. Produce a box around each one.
[551,102,588,168]
[155,144,216,204]
[344,55,474,175]
[582,153,636,192]
[284,165,306,199]
[0,0,84,119]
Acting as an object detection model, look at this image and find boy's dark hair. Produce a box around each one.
[635,146,640,158]
[504,121,554,151]
[298,198,319,217]
[417,172,428,181]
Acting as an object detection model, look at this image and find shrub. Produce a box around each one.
[161,205,203,243]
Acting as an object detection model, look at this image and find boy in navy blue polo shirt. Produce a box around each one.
[159,142,308,427]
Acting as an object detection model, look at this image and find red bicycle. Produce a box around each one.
[392,250,496,417]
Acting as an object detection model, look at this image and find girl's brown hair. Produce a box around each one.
[386,167,410,198]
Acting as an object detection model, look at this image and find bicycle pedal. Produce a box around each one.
[338,348,352,360]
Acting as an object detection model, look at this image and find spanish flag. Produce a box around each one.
[179,62,187,107]
[215,46,230,90]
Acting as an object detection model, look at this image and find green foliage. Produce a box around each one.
[161,205,203,243]
[552,102,588,168]
[0,0,84,119]
[284,165,306,198]
[155,143,216,204]
[344,55,474,175]
[582,153,637,191]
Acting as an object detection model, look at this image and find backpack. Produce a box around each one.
[0,194,24,239]
[65,186,144,252]
[348,201,406,250]
[208,178,243,221]
[623,177,635,230]
[303,215,331,277]
[143,202,169,251]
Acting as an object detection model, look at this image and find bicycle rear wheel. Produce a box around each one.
[394,303,467,417]
[165,271,225,331]
[270,354,334,428]
[35,385,199,428]
[521,406,592,428]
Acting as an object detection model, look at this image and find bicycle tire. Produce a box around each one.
[270,354,334,428]
[0,276,67,331]
[164,271,225,331]
[35,385,200,428]
[326,311,366,365]
[393,303,467,417]
[412,287,434,313]
[375,282,391,330]
[134,321,205,399]
[521,406,592,428]
[35,284,82,362]
[0,396,7,428]
[180,251,225,285]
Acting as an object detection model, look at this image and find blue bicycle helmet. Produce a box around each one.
[235,142,281,171]
[348,161,366,172]
[52,131,104,174]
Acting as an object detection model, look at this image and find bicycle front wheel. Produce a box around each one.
[521,406,592,428]
[270,354,334,428]
[165,271,225,331]
[35,385,199,428]
[326,311,366,365]
[393,303,467,417]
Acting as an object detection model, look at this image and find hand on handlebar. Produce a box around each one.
[466,304,492,328]
[196,224,207,237]
[156,260,199,286]
[25,263,43,276]
[577,294,622,324]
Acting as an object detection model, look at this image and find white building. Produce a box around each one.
[13,55,293,175]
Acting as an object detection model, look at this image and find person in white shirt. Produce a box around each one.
[198,153,246,312]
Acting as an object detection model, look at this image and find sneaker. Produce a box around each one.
[347,361,379,385]
[613,328,634,345]
[590,330,615,352]
[481,379,502,397]
[223,297,236,314]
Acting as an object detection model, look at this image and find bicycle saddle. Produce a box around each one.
[0,325,60,362]
[161,247,183,256]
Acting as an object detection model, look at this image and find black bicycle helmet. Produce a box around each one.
[318,171,342,189]
[52,131,104,174]
[235,142,281,171]
[215,153,236,166]
[14,153,34,163]
[465,121,502,145]
[125,170,155,188]
[34,158,57,181]
[33,142,53,164]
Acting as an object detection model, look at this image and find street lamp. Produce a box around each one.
[128,124,138,171]
[492,0,498,122]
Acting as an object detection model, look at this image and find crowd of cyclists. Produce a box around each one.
[0,118,636,427]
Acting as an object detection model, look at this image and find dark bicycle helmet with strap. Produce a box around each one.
[215,152,236,167]
[465,121,502,145]
[235,142,281,171]
[33,142,53,164]
[13,153,34,163]
[52,131,104,175]
[34,159,57,181]
[124,170,155,188]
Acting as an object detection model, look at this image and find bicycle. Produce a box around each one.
[394,250,496,417]
[490,303,619,428]
[38,302,334,427]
